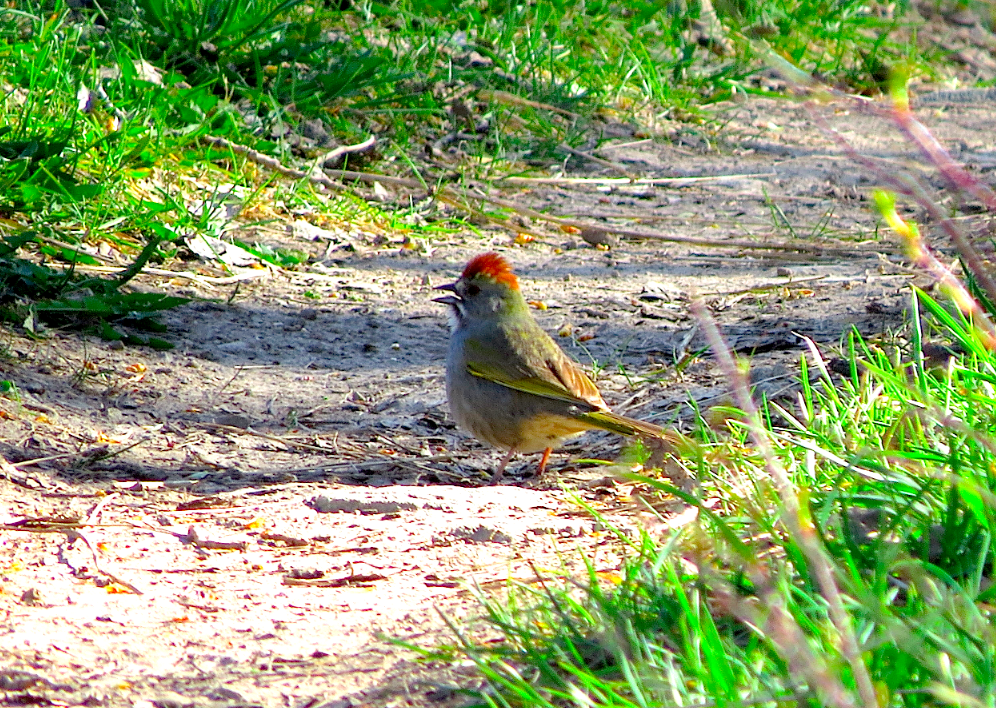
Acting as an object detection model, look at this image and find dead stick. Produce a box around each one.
[556,143,636,178]
[202,135,879,257]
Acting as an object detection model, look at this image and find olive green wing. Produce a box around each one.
[463,325,605,409]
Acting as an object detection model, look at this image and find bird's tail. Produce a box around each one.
[580,410,694,475]
[580,410,670,440]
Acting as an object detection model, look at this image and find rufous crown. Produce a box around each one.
[461,252,519,290]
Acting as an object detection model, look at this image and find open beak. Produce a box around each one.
[432,281,460,307]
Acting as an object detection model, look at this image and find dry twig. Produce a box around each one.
[202,134,882,257]
[1,516,143,594]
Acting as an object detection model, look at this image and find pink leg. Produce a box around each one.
[489,448,516,486]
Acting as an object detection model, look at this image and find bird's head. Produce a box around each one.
[434,252,523,329]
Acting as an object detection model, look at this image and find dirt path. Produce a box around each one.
[2,95,993,707]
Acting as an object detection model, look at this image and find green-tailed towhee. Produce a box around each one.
[435,252,671,484]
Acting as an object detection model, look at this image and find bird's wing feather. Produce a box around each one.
[537,350,605,407]
[465,360,594,405]
[464,324,605,409]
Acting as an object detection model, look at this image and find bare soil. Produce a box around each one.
[2,87,995,708]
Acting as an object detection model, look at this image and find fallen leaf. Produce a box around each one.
[596,571,622,585]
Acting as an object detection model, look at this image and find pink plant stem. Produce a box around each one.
[806,103,996,312]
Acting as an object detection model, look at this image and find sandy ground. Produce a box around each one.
[2,81,995,708]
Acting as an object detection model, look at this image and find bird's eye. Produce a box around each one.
[466,284,480,296]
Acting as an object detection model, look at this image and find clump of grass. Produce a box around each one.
[0,6,196,343]
[359,0,925,157]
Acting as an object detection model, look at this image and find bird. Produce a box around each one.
[434,252,672,484]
